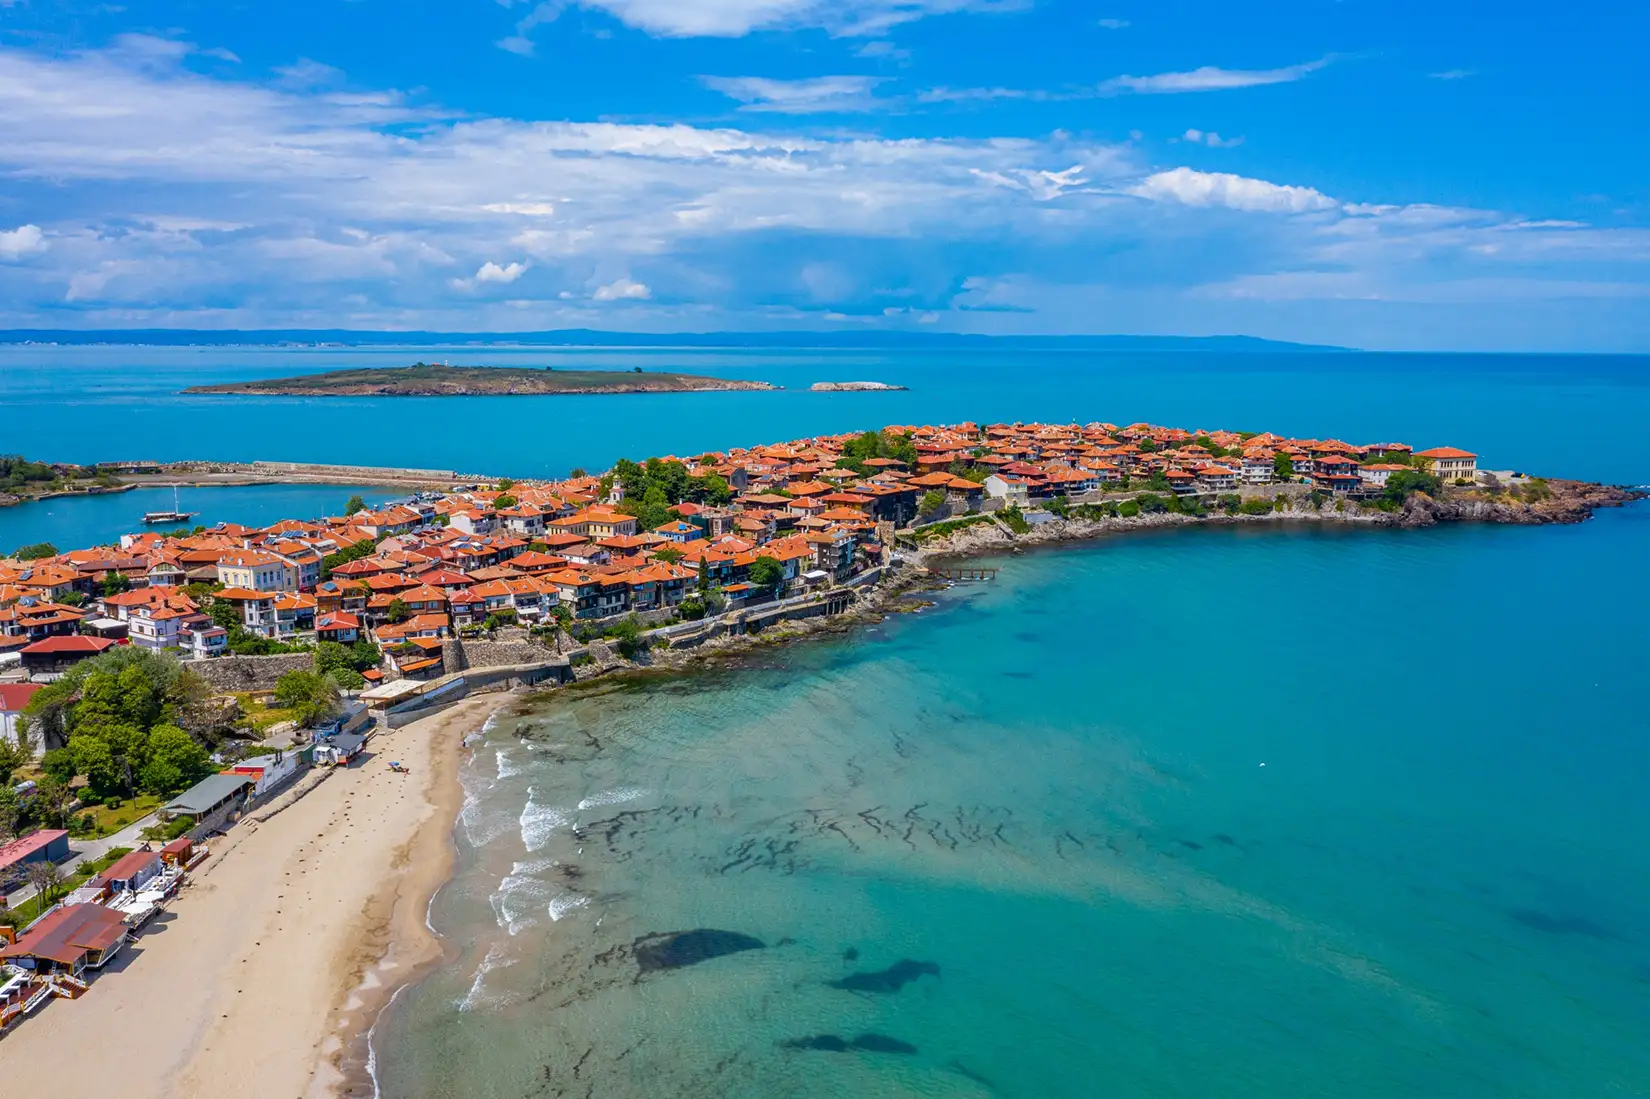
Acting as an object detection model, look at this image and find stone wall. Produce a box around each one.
[458,638,559,669]
[194,652,315,692]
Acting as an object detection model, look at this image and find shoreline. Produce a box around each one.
[0,696,500,1099]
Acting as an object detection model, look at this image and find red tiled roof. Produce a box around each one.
[0,682,43,712]
[21,636,118,655]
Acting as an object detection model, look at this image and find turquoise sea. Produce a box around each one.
[374,513,1650,1099]
[3,345,1648,1097]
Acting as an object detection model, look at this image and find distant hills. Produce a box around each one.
[0,329,1347,352]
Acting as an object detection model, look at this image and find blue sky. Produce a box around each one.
[0,1,1646,350]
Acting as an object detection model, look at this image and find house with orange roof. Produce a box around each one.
[216,549,297,593]
[1195,465,1239,492]
[316,612,362,643]
[1239,451,1276,484]
[1414,446,1478,483]
[213,587,278,636]
[549,506,638,539]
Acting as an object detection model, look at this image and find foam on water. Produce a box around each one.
[495,748,524,780]
[455,944,515,1013]
[519,787,572,853]
[548,892,590,921]
[576,787,649,811]
[489,867,553,936]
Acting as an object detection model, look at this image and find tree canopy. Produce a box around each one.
[23,648,217,798]
[273,670,339,728]
[748,555,785,589]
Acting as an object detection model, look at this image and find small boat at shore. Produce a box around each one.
[141,485,198,525]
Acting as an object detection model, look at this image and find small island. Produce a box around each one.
[184,364,778,397]
[810,381,908,392]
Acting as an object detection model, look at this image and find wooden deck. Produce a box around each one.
[931,567,999,582]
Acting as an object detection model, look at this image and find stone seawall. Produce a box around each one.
[457,638,560,669]
[192,652,315,692]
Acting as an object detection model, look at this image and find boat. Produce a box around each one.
[142,484,198,525]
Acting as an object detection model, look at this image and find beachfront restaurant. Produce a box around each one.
[0,903,128,975]
[161,772,256,835]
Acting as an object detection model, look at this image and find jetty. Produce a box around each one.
[932,567,999,582]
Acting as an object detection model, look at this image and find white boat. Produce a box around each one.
[142,484,198,525]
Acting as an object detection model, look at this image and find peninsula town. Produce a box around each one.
[0,417,1612,1034]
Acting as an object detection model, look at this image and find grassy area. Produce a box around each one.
[73,793,163,838]
[235,692,301,732]
[0,848,135,928]
[912,513,997,541]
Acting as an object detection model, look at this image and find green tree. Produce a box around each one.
[1383,468,1442,505]
[273,670,339,728]
[497,478,515,491]
[208,600,243,631]
[140,724,212,795]
[604,616,645,658]
[385,597,411,624]
[569,467,588,478]
[345,494,366,515]
[69,734,124,800]
[0,737,26,787]
[494,494,518,509]
[13,542,57,560]
[748,555,785,590]
[102,571,131,596]
[1273,451,1295,480]
[917,490,946,519]
[349,638,382,671]
[653,546,684,565]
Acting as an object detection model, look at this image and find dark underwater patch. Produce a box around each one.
[1508,908,1617,940]
[829,958,940,993]
[633,929,765,972]
[782,1033,918,1055]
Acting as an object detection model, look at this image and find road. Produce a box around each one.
[3,813,158,910]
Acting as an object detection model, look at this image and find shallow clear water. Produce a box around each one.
[374,512,1650,1099]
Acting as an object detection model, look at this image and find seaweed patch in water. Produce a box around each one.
[842,946,859,962]
[1508,908,1617,940]
[782,1034,919,1056]
[829,958,940,993]
[633,929,765,972]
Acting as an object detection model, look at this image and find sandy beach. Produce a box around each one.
[0,696,497,1099]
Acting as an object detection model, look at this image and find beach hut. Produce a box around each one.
[0,903,128,975]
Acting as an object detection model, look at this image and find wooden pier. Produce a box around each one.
[932,567,999,582]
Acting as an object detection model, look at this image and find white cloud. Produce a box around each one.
[1430,69,1476,81]
[1100,57,1330,95]
[1180,128,1245,148]
[1096,17,1129,29]
[0,40,1644,349]
[700,74,885,113]
[855,40,910,60]
[500,0,1026,39]
[497,2,562,55]
[274,58,345,88]
[1131,167,1337,213]
[592,277,652,301]
[475,261,529,283]
[0,224,47,260]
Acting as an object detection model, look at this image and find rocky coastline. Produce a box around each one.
[554,477,1643,683]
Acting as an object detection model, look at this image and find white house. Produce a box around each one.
[983,474,1031,507]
